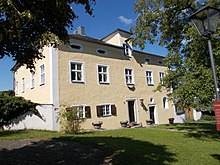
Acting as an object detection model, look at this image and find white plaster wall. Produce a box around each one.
[6,105,57,130]
[193,108,202,121]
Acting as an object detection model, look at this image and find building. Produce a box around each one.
[12,28,184,131]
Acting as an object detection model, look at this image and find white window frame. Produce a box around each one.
[69,61,85,83]
[123,43,132,57]
[97,64,109,84]
[96,48,107,56]
[146,70,154,85]
[30,72,35,89]
[71,105,86,118]
[100,104,112,117]
[159,72,165,84]
[22,77,25,93]
[40,64,45,85]
[163,97,169,109]
[69,43,83,52]
[15,81,18,95]
[125,68,134,85]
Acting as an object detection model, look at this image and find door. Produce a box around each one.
[128,101,135,122]
[149,106,155,124]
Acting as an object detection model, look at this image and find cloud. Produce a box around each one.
[118,16,134,25]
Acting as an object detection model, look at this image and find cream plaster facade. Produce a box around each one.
[14,29,179,130]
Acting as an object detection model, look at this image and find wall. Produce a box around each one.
[5,105,57,130]
[57,38,175,129]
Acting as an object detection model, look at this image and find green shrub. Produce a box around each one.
[59,105,85,134]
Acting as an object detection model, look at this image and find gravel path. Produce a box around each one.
[0,139,108,165]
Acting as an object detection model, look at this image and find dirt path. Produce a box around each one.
[0,139,107,165]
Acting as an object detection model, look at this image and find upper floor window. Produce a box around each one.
[30,72,35,89]
[96,104,117,117]
[97,48,107,56]
[146,71,154,85]
[69,43,83,52]
[22,77,25,93]
[159,72,165,84]
[70,61,84,83]
[97,65,109,84]
[40,64,45,85]
[144,58,151,64]
[125,68,134,85]
[123,43,132,57]
[15,81,18,95]
[163,97,169,109]
[158,60,164,65]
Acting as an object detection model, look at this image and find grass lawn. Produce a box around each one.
[0,124,220,165]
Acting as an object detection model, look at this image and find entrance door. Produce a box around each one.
[149,106,155,124]
[128,101,135,122]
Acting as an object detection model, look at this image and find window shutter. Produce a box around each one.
[111,105,117,116]
[96,106,102,117]
[85,106,91,118]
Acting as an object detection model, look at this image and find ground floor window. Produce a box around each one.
[96,104,117,117]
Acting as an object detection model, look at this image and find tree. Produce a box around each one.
[0,91,40,129]
[0,0,95,69]
[131,0,220,110]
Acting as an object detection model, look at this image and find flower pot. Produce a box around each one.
[146,119,153,125]
[120,120,128,127]
[92,121,103,129]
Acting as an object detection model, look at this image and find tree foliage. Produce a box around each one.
[131,0,220,110]
[0,0,95,69]
[0,91,39,129]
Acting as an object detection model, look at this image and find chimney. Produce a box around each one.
[73,26,85,35]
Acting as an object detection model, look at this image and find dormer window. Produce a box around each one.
[158,60,164,65]
[123,43,132,57]
[69,43,83,52]
[145,58,151,64]
[97,48,107,55]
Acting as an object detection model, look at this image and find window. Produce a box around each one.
[163,97,169,109]
[97,48,107,55]
[15,81,18,95]
[67,105,91,118]
[69,43,83,51]
[158,60,164,65]
[144,58,151,64]
[70,61,84,83]
[159,72,165,84]
[22,77,25,93]
[125,68,134,85]
[97,65,109,84]
[123,43,132,57]
[40,64,45,85]
[30,72,35,89]
[96,104,117,117]
[146,71,154,85]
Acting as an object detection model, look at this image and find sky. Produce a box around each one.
[0,0,167,91]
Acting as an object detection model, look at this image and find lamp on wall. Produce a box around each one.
[140,98,144,105]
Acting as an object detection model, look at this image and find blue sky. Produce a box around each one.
[0,0,167,91]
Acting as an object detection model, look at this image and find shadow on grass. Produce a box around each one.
[211,154,220,162]
[0,136,177,165]
[0,130,24,137]
[157,123,220,141]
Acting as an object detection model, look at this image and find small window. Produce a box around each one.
[123,43,132,57]
[158,60,164,65]
[125,68,134,85]
[22,77,25,93]
[163,97,169,109]
[70,61,84,83]
[15,81,18,95]
[97,65,109,84]
[40,64,45,85]
[69,43,83,52]
[96,104,117,117]
[97,49,107,55]
[146,71,154,85]
[144,58,151,64]
[159,72,165,84]
[30,72,35,89]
